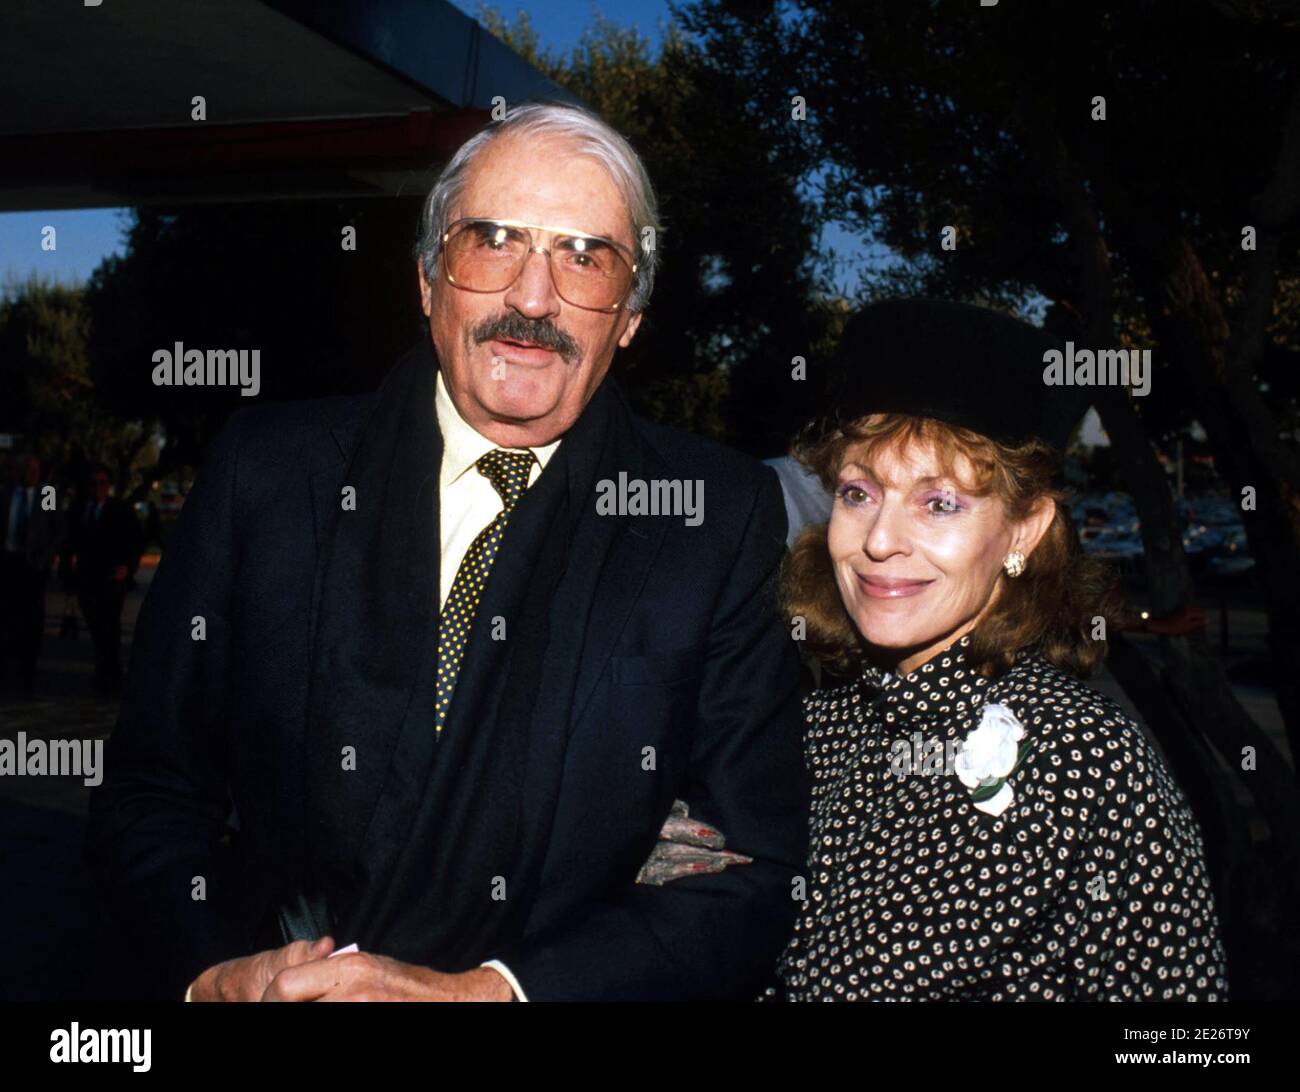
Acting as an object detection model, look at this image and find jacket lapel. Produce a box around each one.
[307,408,367,551]
[302,341,443,916]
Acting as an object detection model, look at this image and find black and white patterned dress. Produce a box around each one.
[765,635,1228,1000]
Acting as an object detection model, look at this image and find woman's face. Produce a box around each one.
[827,439,1047,674]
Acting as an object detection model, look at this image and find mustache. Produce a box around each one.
[472,313,581,363]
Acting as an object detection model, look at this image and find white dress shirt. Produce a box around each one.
[435,369,560,610]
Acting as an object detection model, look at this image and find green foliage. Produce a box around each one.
[0,273,92,444]
[0,273,164,493]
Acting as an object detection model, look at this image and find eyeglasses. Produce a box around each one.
[440,217,639,313]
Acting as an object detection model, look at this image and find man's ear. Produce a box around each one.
[417,260,434,317]
[1016,494,1058,561]
[617,310,643,349]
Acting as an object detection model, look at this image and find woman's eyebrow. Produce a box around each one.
[839,464,967,491]
[846,471,945,489]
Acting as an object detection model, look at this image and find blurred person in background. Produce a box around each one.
[0,453,62,694]
[69,464,143,694]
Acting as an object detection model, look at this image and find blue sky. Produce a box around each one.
[0,0,866,294]
[0,209,131,291]
[455,0,675,48]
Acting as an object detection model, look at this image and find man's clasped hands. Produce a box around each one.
[187,938,514,1002]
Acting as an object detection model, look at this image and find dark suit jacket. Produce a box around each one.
[70,496,142,587]
[85,345,810,1001]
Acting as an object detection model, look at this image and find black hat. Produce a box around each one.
[825,299,1089,452]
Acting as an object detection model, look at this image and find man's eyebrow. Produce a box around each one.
[465,216,627,242]
[559,227,631,250]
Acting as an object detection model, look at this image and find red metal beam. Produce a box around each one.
[0,107,490,182]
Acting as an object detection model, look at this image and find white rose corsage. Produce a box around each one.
[953,702,1032,817]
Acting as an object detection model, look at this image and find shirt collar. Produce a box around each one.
[435,368,561,488]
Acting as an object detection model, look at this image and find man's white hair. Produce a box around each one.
[414,101,662,313]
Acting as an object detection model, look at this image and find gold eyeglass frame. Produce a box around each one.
[440,217,640,313]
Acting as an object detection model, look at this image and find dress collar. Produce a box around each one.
[858,632,996,727]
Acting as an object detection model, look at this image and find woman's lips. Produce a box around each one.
[489,338,557,365]
[857,574,935,599]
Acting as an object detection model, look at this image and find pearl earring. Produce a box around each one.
[1003,550,1026,578]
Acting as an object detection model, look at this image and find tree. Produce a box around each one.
[0,274,169,497]
[0,274,92,453]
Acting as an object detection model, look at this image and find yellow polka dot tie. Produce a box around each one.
[435,448,537,734]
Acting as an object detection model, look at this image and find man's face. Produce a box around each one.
[92,472,111,502]
[419,132,643,448]
[22,457,40,488]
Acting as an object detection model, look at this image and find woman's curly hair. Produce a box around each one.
[779,413,1122,679]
